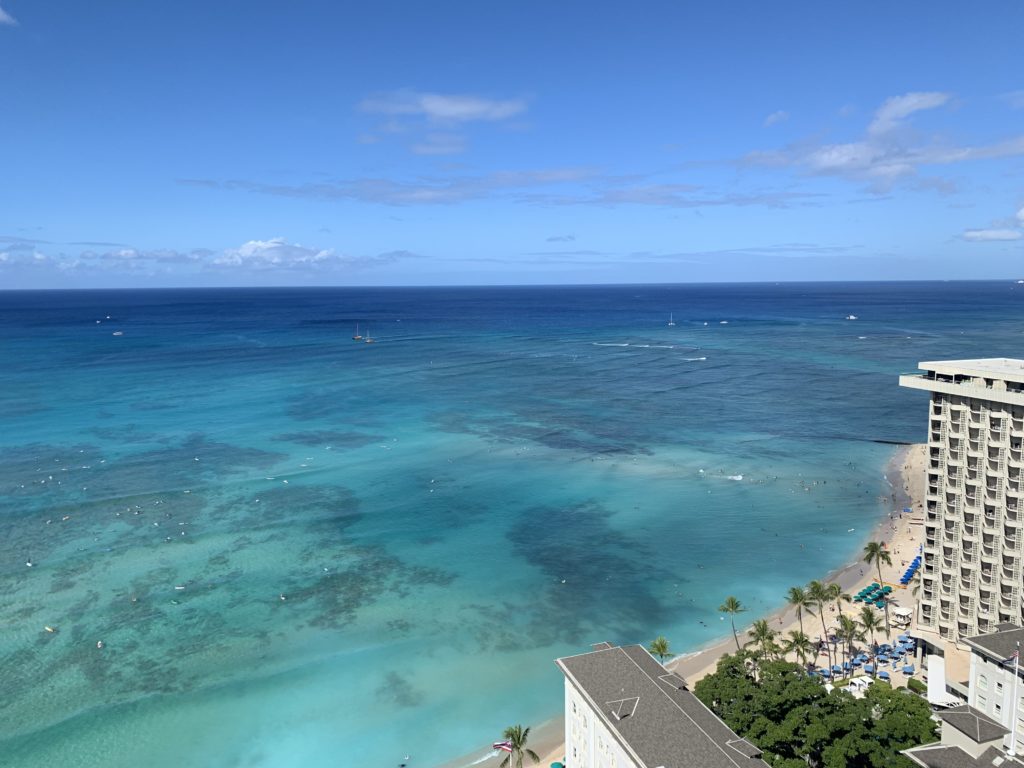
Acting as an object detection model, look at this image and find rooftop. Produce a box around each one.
[556,644,769,768]
[938,705,1010,744]
[899,359,1024,405]
[919,359,1024,381]
[964,624,1024,666]
[903,744,1024,768]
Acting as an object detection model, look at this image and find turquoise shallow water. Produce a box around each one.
[1,282,1023,766]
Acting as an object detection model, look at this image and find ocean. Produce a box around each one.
[1,281,1022,767]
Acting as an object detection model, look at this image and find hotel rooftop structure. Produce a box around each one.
[556,643,770,768]
[900,359,1024,642]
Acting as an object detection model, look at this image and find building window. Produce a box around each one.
[997,682,1004,695]
[979,674,989,691]
[978,694,988,709]
[995,703,1002,717]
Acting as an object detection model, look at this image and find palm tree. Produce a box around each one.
[719,596,745,651]
[648,636,673,664]
[806,580,833,670]
[863,541,892,585]
[859,605,883,653]
[786,585,814,636]
[498,725,540,768]
[746,619,779,663]
[836,614,864,676]
[863,541,893,639]
[782,630,815,670]
[828,582,852,619]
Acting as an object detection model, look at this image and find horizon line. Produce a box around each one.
[2,277,1023,292]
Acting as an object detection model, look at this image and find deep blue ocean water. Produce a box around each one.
[1,281,1023,767]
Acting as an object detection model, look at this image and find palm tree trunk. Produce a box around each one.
[876,561,891,640]
[730,617,740,651]
[818,612,832,670]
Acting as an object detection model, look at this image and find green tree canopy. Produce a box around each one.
[694,652,938,768]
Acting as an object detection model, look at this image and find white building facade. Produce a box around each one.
[966,623,1024,754]
[900,359,1024,641]
[564,676,641,768]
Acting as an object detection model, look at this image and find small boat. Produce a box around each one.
[352,324,363,341]
[364,328,376,343]
[44,626,56,633]
[112,331,124,336]
[668,313,675,327]
[845,315,858,320]
[174,585,186,591]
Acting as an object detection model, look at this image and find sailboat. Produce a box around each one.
[352,323,363,341]
[364,327,376,343]
[668,313,676,327]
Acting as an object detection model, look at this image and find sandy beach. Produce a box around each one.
[456,442,928,768]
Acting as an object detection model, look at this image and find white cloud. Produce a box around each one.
[961,205,1024,242]
[215,238,335,268]
[764,110,789,127]
[747,91,1024,191]
[868,91,950,135]
[962,229,1022,241]
[359,90,526,123]
[0,4,16,25]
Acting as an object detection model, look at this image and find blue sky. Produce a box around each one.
[1,1,1022,287]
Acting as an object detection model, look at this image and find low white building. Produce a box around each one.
[903,705,1021,768]
[904,623,1024,767]
[965,623,1024,753]
[555,643,769,768]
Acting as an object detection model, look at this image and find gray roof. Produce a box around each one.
[903,744,1024,768]
[964,624,1024,665]
[938,705,1010,744]
[556,644,770,768]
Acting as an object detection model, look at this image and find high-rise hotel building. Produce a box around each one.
[900,359,1024,641]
